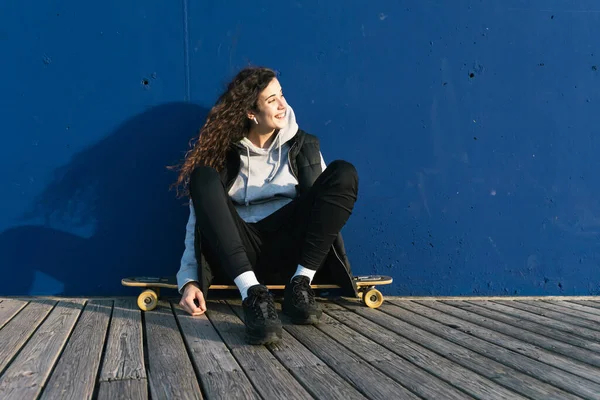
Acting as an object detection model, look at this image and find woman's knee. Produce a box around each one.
[326,160,358,192]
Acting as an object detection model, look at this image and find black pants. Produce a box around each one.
[189,160,358,284]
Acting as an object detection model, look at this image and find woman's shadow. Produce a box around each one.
[0,102,209,296]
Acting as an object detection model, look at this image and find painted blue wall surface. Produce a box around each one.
[1,0,599,296]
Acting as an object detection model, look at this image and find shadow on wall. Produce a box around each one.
[0,102,209,296]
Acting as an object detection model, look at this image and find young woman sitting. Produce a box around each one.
[171,66,359,345]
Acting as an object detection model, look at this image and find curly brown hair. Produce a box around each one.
[169,66,277,197]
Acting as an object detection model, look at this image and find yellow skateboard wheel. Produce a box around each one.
[137,289,158,311]
[362,288,384,308]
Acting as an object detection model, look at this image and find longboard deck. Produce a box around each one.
[121,275,392,290]
[122,275,392,310]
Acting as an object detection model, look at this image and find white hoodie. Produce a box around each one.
[176,105,326,292]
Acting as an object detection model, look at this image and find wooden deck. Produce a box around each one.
[0,296,599,399]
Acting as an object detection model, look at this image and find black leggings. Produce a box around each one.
[189,160,358,283]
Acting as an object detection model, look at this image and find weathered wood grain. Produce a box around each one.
[0,299,55,375]
[568,300,600,310]
[418,300,600,379]
[314,308,476,400]
[480,299,600,342]
[2,295,600,400]
[334,299,580,400]
[99,299,145,381]
[40,300,113,400]
[144,301,203,399]
[448,300,600,353]
[282,315,421,399]
[388,300,600,399]
[172,301,259,400]
[497,300,600,331]
[541,299,600,318]
[0,299,27,330]
[0,299,85,400]
[207,300,314,400]
[97,378,148,400]
[527,300,600,324]
[322,302,530,400]
[227,300,368,400]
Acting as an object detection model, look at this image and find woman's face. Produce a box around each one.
[251,78,288,130]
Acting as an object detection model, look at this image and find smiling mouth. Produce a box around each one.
[275,112,286,119]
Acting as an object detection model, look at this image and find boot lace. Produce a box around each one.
[292,277,315,307]
[248,290,278,320]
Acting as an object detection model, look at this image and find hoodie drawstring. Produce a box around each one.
[265,133,281,183]
[244,132,281,206]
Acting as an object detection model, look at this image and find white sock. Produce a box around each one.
[234,271,260,300]
[292,265,316,284]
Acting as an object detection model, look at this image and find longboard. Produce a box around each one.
[122,275,392,311]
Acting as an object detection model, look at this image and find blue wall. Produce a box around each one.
[2,0,599,296]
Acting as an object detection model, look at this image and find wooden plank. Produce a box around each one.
[481,299,600,342]
[322,302,529,400]
[495,300,600,331]
[0,299,85,400]
[419,300,600,379]
[314,306,478,400]
[530,300,600,324]
[568,300,600,310]
[99,299,145,381]
[387,300,600,399]
[144,301,202,399]
[335,299,578,400]
[172,301,260,400]
[226,300,368,400]
[206,300,314,400]
[281,313,422,399]
[0,300,55,375]
[97,379,148,400]
[40,300,113,400]
[0,299,27,330]
[451,300,600,354]
[290,365,367,400]
[543,299,600,317]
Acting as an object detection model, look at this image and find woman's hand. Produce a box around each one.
[179,282,207,316]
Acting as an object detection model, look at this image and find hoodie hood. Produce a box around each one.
[232,105,299,207]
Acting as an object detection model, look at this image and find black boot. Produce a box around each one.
[282,276,322,324]
[242,285,282,344]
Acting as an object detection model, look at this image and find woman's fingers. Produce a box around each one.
[195,291,207,313]
[178,297,193,314]
[179,287,206,316]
